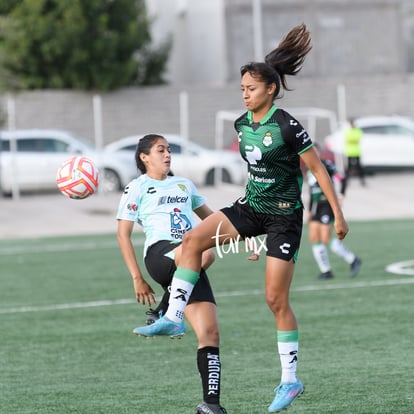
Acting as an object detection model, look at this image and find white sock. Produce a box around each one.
[330,238,355,264]
[312,243,331,273]
[278,341,298,384]
[165,279,194,322]
[164,267,199,323]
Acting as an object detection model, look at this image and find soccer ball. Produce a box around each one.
[56,156,99,199]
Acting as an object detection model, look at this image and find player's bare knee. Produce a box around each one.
[182,230,205,254]
[266,293,288,315]
[196,326,220,348]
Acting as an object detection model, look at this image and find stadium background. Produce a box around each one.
[2,0,414,147]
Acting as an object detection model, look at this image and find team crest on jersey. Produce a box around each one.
[177,184,188,192]
[262,132,273,147]
[170,208,192,239]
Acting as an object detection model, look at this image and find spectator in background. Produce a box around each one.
[343,118,366,187]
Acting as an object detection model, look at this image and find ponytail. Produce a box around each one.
[241,23,312,100]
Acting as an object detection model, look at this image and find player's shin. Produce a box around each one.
[277,330,299,383]
[197,346,222,405]
[165,267,199,322]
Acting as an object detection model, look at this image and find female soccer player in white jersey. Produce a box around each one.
[116,134,227,414]
[134,23,349,412]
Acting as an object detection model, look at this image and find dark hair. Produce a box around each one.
[135,134,164,174]
[240,23,312,100]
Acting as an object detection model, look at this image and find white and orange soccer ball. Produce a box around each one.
[56,156,99,199]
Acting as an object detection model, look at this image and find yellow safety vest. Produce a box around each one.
[344,127,363,157]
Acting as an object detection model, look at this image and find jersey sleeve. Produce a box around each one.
[186,179,206,210]
[116,179,141,223]
[276,109,313,154]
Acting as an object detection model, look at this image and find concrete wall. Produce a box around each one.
[146,0,227,85]
[2,1,414,149]
[146,0,414,85]
[2,73,414,149]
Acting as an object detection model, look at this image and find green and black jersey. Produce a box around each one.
[234,105,313,215]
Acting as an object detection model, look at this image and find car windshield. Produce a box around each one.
[361,125,414,135]
[0,132,96,153]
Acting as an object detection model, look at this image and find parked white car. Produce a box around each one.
[324,116,414,170]
[0,129,137,195]
[104,134,246,186]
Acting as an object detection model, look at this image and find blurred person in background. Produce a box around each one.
[343,118,366,187]
[307,143,362,280]
[117,134,227,414]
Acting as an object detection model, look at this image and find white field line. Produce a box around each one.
[385,260,414,275]
[0,239,143,255]
[1,277,414,315]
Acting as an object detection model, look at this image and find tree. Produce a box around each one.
[0,0,170,91]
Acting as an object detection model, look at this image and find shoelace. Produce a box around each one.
[275,383,289,396]
[145,309,163,317]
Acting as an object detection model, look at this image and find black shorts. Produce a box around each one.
[144,240,216,304]
[220,197,303,262]
[310,201,334,224]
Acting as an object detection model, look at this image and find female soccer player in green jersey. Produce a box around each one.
[307,143,362,280]
[134,23,349,413]
[117,134,227,414]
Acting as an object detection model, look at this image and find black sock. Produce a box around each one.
[153,289,169,314]
[197,346,221,405]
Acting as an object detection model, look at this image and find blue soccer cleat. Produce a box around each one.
[268,380,304,412]
[133,315,185,338]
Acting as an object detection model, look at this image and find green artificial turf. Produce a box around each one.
[1,219,413,413]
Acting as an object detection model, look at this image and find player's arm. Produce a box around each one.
[194,203,214,220]
[117,219,156,306]
[301,147,349,240]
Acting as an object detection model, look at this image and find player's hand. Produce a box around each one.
[334,216,349,240]
[133,279,156,306]
[247,253,260,261]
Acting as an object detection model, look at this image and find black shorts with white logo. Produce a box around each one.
[220,197,303,262]
[310,201,334,225]
[144,240,216,304]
